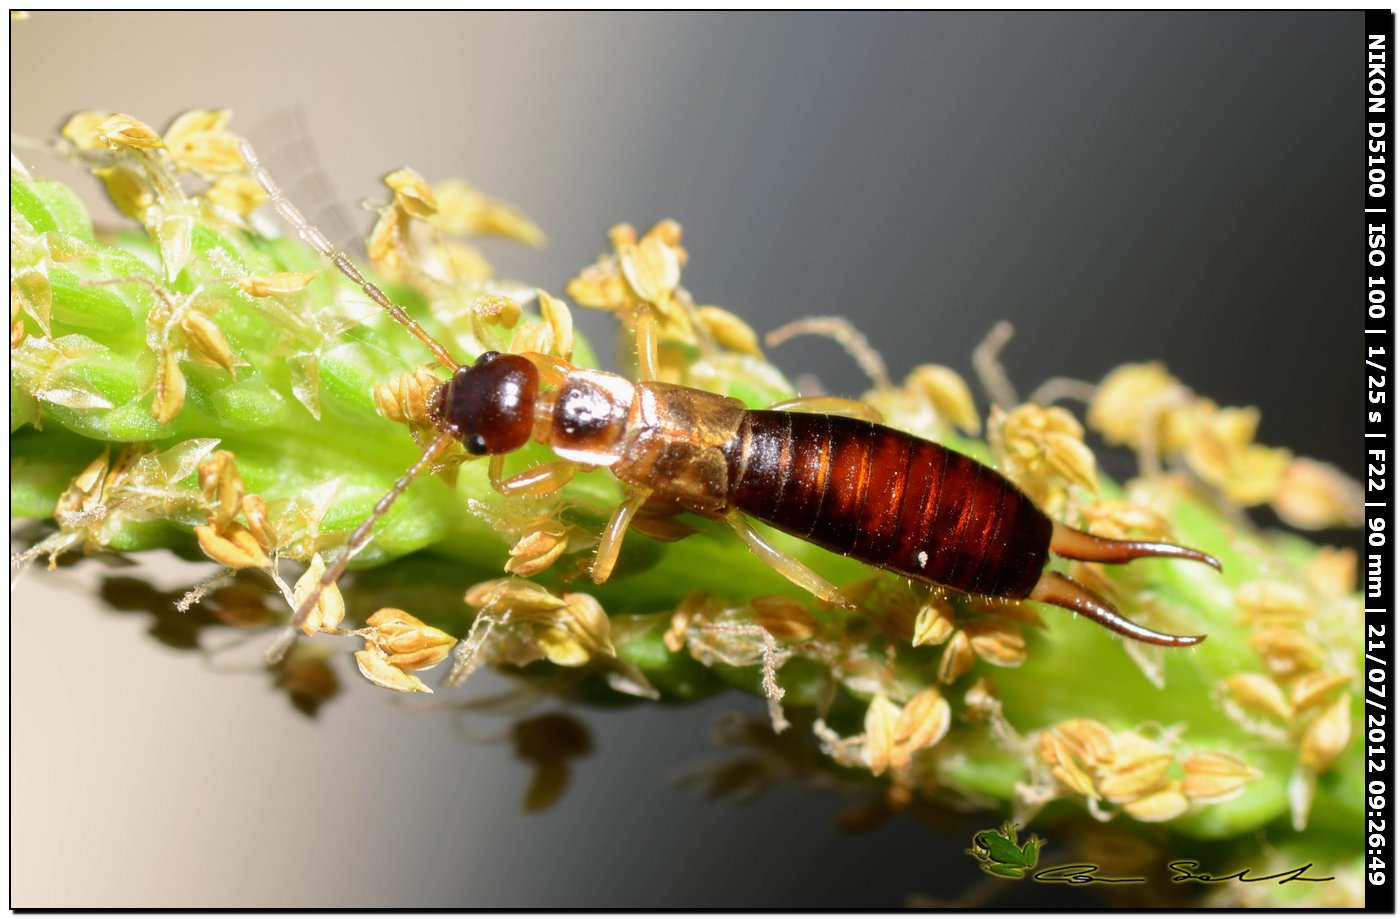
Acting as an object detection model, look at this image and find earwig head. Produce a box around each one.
[435,351,539,455]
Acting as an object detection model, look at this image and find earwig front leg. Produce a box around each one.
[522,351,572,389]
[488,456,577,498]
[767,395,884,424]
[590,484,654,583]
[724,513,855,609]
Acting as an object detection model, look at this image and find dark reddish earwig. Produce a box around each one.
[242,141,1219,649]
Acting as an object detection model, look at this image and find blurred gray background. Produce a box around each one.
[12,11,1361,908]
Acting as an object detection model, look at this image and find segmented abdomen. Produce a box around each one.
[721,411,1053,598]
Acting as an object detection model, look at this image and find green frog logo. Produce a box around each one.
[967,821,1045,879]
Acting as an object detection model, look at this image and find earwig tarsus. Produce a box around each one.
[241,141,1220,649]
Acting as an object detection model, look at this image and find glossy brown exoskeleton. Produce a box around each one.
[243,141,1219,647]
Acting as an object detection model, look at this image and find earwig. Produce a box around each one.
[241,141,1220,649]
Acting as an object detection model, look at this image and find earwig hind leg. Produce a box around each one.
[1050,522,1221,572]
[724,513,855,609]
[1029,570,1204,647]
[489,456,577,498]
[767,395,884,424]
[590,485,654,584]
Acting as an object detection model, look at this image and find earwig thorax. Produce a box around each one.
[543,368,637,466]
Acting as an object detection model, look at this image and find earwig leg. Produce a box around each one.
[633,307,661,382]
[1050,521,1221,572]
[591,485,654,583]
[489,457,577,498]
[240,140,460,371]
[630,498,700,543]
[724,513,854,609]
[523,352,572,389]
[1029,570,1204,647]
[767,395,884,424]
[290,432,454,634]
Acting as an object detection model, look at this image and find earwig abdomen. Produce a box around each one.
[723,411,1055,598]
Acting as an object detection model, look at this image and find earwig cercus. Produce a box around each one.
[241,140,1220,650]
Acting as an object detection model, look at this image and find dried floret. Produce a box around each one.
[97,113,165,151]
[364,607,456,671]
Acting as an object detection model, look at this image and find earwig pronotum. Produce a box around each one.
[241,141,1220,649]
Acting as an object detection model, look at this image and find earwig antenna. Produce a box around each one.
[242,142,466,635]
[238,139,460,371]
[291,432,454,632]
